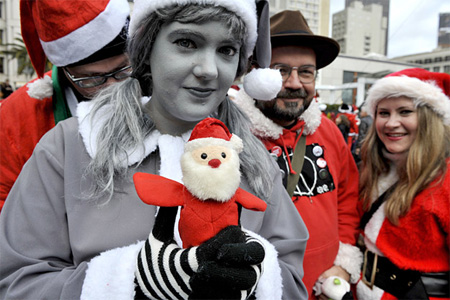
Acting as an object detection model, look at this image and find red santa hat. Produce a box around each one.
[20,0,130,78]
[185,118,243,154]
[364,68,450,125]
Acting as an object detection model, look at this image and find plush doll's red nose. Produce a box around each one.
[208,159,221,168]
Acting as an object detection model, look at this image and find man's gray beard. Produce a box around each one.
[256,89,312,123]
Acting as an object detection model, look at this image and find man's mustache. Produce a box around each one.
[276,89,308,99]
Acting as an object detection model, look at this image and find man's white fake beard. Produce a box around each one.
[180,151,241,202]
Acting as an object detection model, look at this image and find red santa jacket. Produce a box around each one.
[357,161,450,300]
[0,69,71,210]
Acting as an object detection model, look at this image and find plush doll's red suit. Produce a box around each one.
[134,118,267,248]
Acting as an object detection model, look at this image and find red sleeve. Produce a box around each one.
[0,77,55,211]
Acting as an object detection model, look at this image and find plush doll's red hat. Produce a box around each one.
[364,68,450,125]
[20,0,130,78]
[185,118,243,153]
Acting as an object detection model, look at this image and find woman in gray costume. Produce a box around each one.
[0,1,308,299]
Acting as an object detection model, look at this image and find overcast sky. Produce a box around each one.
[329,0,450,58]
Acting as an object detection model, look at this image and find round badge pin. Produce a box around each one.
[317,158,327,168]
[313,145,323,157]
[319,169,329,180]
[271,146,282,157]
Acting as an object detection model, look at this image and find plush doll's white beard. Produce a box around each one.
[181,151,241,202]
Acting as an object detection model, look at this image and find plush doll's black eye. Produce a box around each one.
[201,153,208,159]
[221,152,226,158]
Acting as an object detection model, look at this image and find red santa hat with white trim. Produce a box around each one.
[364,68,450,125]
[20,0,130,79]
[185,118,243,154]
[129,0,282,101]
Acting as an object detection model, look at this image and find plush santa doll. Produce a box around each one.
[134,118,267,248]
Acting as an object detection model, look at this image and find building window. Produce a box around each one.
[444,65,450,73]
[433,66,440,72]
[434,57,443,62]
[0,57,4,74]
[424,58,432,63]
[415,60,423,64]
[0,1,3,19]
[445,56,450,61]
[0,29,3,45]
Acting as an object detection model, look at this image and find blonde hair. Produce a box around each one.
[359,104,450,224]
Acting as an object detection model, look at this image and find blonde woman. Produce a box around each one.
[357,68,450,300]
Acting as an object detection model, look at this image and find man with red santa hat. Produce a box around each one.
[0,0,131,210]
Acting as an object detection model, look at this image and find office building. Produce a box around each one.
[269,0,330,36]
[332,1,387,56]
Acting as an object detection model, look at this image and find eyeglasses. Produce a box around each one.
[271,64,317,84]
[64,65,133,88]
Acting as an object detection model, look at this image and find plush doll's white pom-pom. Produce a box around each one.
[26,75,53,100]
[243,68,282,101]
[314,276,350,300]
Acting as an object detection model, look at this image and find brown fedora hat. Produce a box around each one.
[270,10,340,69]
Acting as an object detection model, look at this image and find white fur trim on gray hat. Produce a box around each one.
[129,0,257,59]
[364,76,450,125]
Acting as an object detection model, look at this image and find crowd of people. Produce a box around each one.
[0,0,448,299]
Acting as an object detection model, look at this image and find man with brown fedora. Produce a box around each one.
[233,10,362,300]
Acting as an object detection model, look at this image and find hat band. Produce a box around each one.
[273,30,311,35]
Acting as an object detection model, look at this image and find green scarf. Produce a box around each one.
[52,65,72,124]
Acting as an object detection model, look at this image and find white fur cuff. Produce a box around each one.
[244,229,282,300]
[333,242,363,284]
[80,241,144,300]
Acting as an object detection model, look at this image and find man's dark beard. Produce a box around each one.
[257,88,311,123]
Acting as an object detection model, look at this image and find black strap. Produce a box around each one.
[286,135,306,198]
[359,183,397,229]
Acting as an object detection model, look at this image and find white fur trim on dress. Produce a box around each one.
[365,76,450,125]
[129,0,257,59]
[80,241,144,300]
[77,100,160,168]
[232,88,321,139]
[41,0,129,67]
[244,229,283,300]
[333,242,363,284]
[26,75,53,100]
[363,166,398,257]
[77,97,192,182]
[243,68,283,101]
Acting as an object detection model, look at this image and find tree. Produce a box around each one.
[1,36,52,79]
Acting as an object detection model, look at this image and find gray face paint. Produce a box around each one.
[147,21,241,135]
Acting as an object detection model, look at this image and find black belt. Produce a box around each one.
[362,249,450,299]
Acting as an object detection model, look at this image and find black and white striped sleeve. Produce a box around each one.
[135,233,199,300]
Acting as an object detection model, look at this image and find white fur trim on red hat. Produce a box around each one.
[26,75,53,100]
[365,76,450,125]
[129,0,257,59]
[40,0,129,67]
[243,68,282,101]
